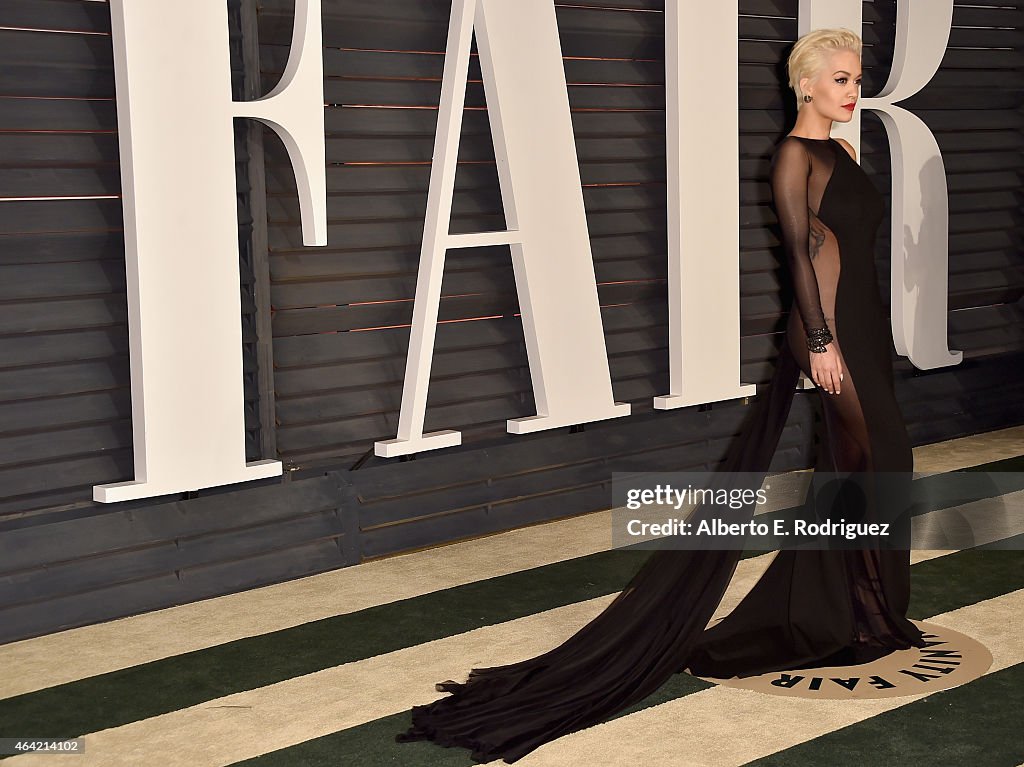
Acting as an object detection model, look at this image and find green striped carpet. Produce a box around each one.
[1,429,1022,766]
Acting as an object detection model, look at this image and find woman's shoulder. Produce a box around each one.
[832,137,857,161]
[770,135,813,167]
[773,134,819,152]
[775,134,855,160]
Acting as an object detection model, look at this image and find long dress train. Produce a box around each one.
[394,135,928,763]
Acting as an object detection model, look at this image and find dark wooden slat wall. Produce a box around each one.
[258,0,1024,470]
[0,471,360,642]
[257,0,1024,562]
[0,0,1021,643]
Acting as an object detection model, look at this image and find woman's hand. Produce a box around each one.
[810,343,844,395]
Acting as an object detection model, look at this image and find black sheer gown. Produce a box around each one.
[394,135,927,763]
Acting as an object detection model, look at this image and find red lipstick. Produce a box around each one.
[843,103,856,112]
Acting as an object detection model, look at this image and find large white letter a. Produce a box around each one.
[376,0,629,458]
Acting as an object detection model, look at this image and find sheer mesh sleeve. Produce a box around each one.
[769,139,829,335]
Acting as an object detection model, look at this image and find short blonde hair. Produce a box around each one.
[787,28,863,109]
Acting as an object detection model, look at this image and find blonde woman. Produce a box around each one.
[396,28,925,763]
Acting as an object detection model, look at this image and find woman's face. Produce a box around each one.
[802,49,862,122]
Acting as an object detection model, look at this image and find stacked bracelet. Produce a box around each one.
[806,326,833,353]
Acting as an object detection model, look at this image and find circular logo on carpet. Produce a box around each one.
[692,621,993,699]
